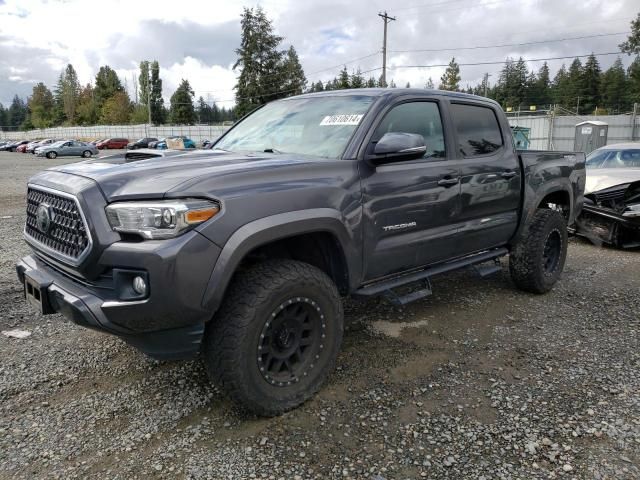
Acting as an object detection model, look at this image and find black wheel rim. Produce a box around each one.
[543,229,562,274]
[257,298,326,387]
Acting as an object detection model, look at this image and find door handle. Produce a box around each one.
[501,170,517,179]
[437,177,460,187]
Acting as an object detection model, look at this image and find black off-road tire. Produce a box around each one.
[509,208,568,293]
[203,260,344,416]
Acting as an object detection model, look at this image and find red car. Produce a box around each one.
[16,143,29,153]
[96,138,129,149]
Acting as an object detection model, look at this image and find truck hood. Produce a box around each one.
[585,167,640,194]
[47,150,328,201]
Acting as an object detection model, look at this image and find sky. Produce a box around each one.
[0,0,638,109]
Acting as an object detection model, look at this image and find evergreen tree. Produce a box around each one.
[620,13,640,55]
[350,69,365,88]
[628,57,640,105]
[567,58,584,113]
[197,96,213,123]
[405,82,411,88]
[280,46,307,96]
[551,64,570,107]
[234,7,285,116]
[8,95,27,127]
[439,57,461,91]
[337,67,350,89]
[52,73,66,125]
[601,58,628,113]
[94,66,124,110]
[535,62,552,106]
[425,77,435,89]
[169,79,196,124]
[62,64,81,124]
[29,83,55,128]
[366,77,377,88]
[149,61,164,124]
[582,54,601,114]
[0,103,7,127]
[389,79,397,88]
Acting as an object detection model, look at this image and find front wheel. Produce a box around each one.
[82,150,91,158]
[509,208,568,293]
[46,151,57,159]
[203,260,344,416]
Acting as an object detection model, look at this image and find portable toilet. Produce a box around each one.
[574,121,608,154]
[511,126,530,150]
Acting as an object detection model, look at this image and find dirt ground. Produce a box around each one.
[0,152,638,479]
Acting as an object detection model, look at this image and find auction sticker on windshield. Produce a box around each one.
[320,114,364,126]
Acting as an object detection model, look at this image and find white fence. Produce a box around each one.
[507,114,640,151]
[0,124,230,143]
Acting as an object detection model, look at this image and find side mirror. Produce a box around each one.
[367,132,427,165]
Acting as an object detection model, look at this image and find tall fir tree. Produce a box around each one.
[8,95,27,127]
[439,58,461,91]
[567,58,584,113]
[582,54,601,114]
[94,66,124,110]
[149,61,164,124]
[169,79,196,124]
[337,66,350,89]
[62,64,81,124]
[425,77,435,89]
[601,57,628,113]
[280,46,307,96]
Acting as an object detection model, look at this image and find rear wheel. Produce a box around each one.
[203,260,343,416]
[82,150,91,158]
[46,151,57,159]
[509,208,568,293]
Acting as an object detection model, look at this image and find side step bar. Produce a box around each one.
[354,247,508,304]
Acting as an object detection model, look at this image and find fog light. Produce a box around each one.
[132,276,147,295]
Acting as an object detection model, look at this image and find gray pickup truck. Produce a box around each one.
[16,89,585,415]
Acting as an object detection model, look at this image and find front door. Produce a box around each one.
[360,99,460,281]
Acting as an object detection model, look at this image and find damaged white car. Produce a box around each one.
[575,143,640,248]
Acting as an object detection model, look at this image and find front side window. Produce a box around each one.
[215,95,375,159]
[451,103,503,157]
[372,101,446,158]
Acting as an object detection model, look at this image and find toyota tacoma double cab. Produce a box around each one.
[16,89,585,416]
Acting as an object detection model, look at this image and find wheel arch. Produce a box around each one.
[201,209,360,315]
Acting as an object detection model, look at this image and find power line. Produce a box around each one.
[388,31,630,54]
[386,51,624,69]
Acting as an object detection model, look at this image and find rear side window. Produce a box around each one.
[451,103,503,157]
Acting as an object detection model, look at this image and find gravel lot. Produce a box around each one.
[0,151,639,479]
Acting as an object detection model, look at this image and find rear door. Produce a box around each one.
[450,102,521,253]
[360,97,460,281]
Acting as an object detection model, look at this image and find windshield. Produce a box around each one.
[215,95,375,159]
[586,148,640,168]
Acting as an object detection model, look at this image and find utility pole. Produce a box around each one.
[632,103,638,141]
[483,72,491,97]
[378,11,396,88]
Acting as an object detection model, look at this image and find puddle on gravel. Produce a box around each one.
[368,319,430,338]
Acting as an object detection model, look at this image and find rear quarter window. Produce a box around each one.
[451,103,503,157]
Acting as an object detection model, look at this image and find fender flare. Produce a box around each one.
[201,208,360,314]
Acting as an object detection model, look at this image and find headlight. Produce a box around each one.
[105,199,220,239]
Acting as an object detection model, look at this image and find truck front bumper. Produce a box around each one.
[16,232,220,360]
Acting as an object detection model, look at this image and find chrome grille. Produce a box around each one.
[25,186,91,262]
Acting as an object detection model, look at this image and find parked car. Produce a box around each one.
[127,137,158,150]
[27,139,58,154]
[17,89,585,416]
[35,140,98,159]
[1,140,28,152]
[16,143,30,153]
[575,143,640,248]
[155,136,196,149]
[146,138,163,149]
[96,138,129,149]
